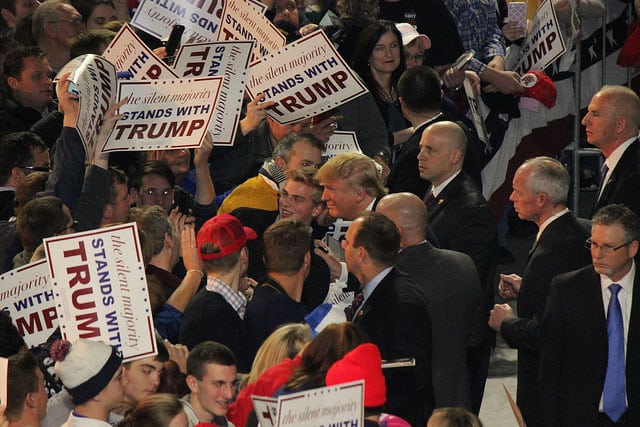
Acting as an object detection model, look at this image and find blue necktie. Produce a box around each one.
[603,283,626,421]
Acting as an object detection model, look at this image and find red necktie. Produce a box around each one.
[347,291,364,320]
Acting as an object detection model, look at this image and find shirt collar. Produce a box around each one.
[206,276,247,319]
[431,170,462,197]
[604,136,637,175]
[536,208,569,242]
[362,266,394,302]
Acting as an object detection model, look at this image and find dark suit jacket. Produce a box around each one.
[501,212,591,427]
[592,139,640,218]
[387,121,432,198]
[426,172,497,312]
[353,268,435,426]
[396,242,482,409]
[538,265,640,426]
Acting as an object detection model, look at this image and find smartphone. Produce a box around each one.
[165,24,185,58]
[452,51,474,70]
[507,2,527,29]
[174,190,190,215]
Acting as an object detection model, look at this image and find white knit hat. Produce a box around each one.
[51,339,122,404]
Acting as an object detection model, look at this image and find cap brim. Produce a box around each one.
[243,226,258,241]
[405,34,431,50]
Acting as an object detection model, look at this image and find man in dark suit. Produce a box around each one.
[343,212,434,425]
[388,66,483,198]
[488,156,591,426]
[539,204,640,426]
[583,85,640,218]
[377,192,483,410]
[418,120,497,413]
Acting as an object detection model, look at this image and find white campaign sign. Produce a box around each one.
[251,381,364,426]
[173,41,253,145]
[216,0,285,62]
[0,260,58,348]
[0,357,6,406]
[101,76,223,152]
[131,0,224,44]
[513,0,565,74]
[246,30,368,124]
[103,23,179,80]
[57,55,117,156]
[323,131,360,159]
[44,223,156,362]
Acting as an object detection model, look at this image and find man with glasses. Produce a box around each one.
[539,204,640,426]
[0,131,49,221]
[488,156,591,427]
[32,0,83,73]
[0,46,62,146]
[395,23,431,69]
[134,154,217,231]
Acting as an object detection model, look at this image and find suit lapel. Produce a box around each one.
[593,139,640,215]
[353,269,394,323]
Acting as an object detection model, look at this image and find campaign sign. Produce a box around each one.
[44,223,156,362]
[252,396,278,426]
[101,76,223,152]
[246,30,368,124]
[0,356,6,405]
[323,131,360,160]
[513,0,565,74]
[57,55,117,156]
[131,0,224,44]
[252,380,364,426]
[0,260,57,348]
[217,0,285,62]
[103,23,179,80]
[173,41,253,145]
[463,79,489,146]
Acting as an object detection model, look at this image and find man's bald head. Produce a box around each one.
[417,121,467,187]
[376,192,428,248]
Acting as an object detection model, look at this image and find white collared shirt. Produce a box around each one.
[600,136,637,198]
[431,170,462,198]
[535,208,569,243]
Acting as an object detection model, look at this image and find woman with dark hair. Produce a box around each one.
[283,322,369,392]
[119,394,188,427]
[70,0,117,29]
[352,20,411,147]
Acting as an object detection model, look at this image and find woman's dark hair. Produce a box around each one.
[351,20,405,108]
[119,393,184,427]
[284,322,369,391]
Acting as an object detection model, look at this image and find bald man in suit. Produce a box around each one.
[377,192,483,410]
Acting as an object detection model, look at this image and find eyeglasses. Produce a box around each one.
[276,1,296,12]
[405,53,424,62]
[56,220,78,234]
[585,238,632,253]
[141,187,174,198]
[47,16,83,26]
[20,165,51,172]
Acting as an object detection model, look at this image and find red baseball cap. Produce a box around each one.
[519,70,557,108]
[197,214,257,260]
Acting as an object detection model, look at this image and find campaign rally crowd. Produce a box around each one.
[1,0,639,425]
